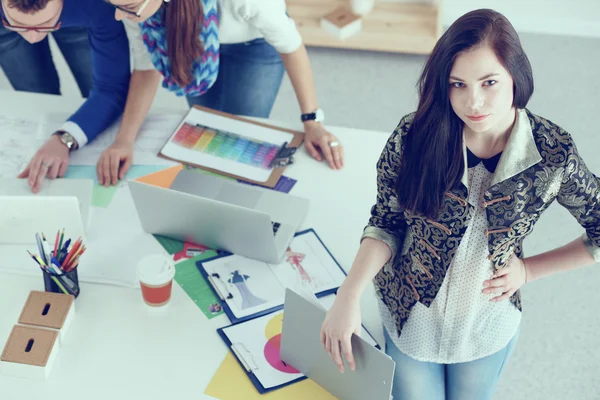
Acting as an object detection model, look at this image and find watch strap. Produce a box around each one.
[301,112,317,122]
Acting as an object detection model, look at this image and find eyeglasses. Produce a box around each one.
[106,0,152,17]
[1,13,62,33]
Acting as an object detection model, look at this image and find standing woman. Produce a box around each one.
[98,0,344,185]
[321,9,600,400]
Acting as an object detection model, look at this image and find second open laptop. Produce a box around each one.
[128,169,309,263]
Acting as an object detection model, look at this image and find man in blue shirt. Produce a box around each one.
[0,0,130,193]
[0,24,92,97]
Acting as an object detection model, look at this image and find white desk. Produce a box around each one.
[0,91,390,399]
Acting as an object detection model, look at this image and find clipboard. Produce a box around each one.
[197,229,348,325]
[157,105,304,188]
[216,324,305,394]
[216,292,382,395]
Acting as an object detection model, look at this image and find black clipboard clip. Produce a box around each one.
[208,273,234,300]
[269,142,297,168]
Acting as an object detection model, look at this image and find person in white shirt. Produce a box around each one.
[97,0,343,186]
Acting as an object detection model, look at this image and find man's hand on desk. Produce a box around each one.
[97,139,134,186]
[18,135,70,193]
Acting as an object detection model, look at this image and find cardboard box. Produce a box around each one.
[18,291,75,346]
[0,325,59,380]
[321,7,362,40]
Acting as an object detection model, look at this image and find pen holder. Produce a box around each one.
[42,268,80,299]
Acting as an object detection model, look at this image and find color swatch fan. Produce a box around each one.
[158,106,304,188]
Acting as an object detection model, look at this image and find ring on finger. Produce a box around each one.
[328,141,340,148]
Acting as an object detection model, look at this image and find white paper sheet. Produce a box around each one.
[200,230,347,320]
[41,113,183,166]
[0,178,93,230]
[159,107,294,182]
[74,184,168,286]
[0,184,167,287]
[221,294,378,390]
[0,114,44,178]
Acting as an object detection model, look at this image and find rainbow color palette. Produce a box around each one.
[172,123,282,170]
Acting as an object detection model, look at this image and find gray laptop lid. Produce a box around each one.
[281,289,395,400]
[128,180,279,262]
[170,169,309,230]
[171,169,263,209]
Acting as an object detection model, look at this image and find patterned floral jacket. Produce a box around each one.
[363,109,600,337]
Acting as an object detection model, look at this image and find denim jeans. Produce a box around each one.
[0,25,92,97]
[384,327,519,400]
[187,38,285,118]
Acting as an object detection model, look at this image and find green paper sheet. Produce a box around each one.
[153,235,185,254]
[175,252,224,319]
[92,185,118,207]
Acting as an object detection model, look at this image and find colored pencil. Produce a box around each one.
[53,230,60,258]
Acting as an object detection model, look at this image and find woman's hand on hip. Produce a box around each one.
[482,253,528,302]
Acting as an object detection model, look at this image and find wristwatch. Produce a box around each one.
[53,130,78,152]
[301,108,325,123]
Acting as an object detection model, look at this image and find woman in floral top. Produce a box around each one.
[321,9,600,400]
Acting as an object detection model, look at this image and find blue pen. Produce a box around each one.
[62,239,71,252]
[49,257,63,275]
[59,239,72,264]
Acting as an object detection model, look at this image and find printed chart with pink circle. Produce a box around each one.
[219,308,308,391]
[264,314,299,374]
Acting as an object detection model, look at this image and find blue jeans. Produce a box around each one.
[187,38,285,118]
[384,327,519,400]
[0,25,92,97]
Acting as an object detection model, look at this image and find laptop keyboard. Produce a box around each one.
[271,222,281,236]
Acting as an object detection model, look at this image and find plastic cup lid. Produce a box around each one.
[137,254,175,286]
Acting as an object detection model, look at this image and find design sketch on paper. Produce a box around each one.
[228,270,267,309]
[0,115,41,178]
[284,248,323,291]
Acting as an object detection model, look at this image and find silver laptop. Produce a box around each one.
[128,170,309,263]
[281,289,395,400]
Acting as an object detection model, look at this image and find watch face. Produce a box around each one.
[58,132,75,150]
[63,134,74,148]
[315,109,325,122]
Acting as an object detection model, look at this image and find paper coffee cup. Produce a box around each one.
[137,254,175,307]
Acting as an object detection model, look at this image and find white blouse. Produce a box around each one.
[123,0,302,71]
[381,162,522,363]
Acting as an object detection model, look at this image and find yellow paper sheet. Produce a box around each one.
[205,353,337,400]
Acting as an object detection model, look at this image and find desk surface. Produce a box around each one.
[0,91,392,399]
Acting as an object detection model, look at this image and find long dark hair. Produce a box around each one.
[165,0,204,86]
[395,9,534,219]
